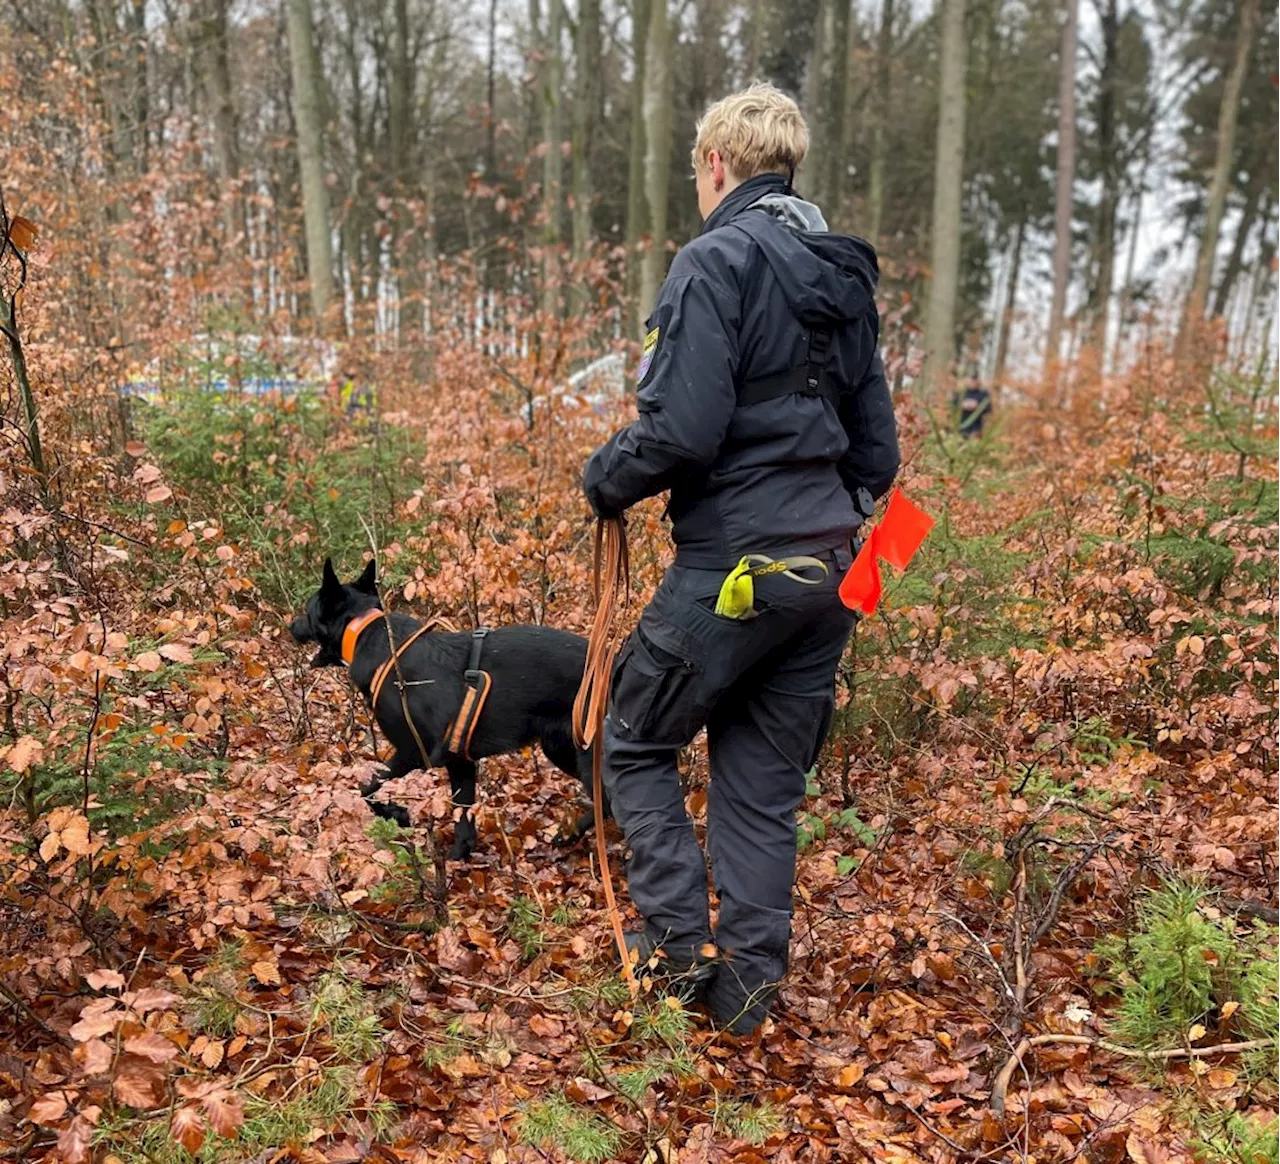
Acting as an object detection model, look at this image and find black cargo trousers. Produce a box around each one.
[602,543,856,1033]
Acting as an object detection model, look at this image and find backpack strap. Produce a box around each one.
[445,628,492,761]
[737,325,836,407]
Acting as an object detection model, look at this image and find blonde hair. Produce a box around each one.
[691,82,809,180]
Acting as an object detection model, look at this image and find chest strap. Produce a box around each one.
[445,628,492,761]
[737,325,836,407]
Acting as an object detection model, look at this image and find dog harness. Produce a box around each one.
[340,610,492,762]
[444,628,492,761]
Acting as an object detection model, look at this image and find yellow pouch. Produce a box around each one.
[714,554,830,620]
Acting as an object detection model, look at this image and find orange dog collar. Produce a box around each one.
[341,608,385,664]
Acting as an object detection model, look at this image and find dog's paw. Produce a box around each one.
[448,835,475,861]
[370,800,412,829]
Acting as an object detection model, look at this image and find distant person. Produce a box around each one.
[952,378,991,439]
[582,82,899,1035]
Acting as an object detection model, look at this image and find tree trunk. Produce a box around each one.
[543,0,564,247]
[1183,0,1260,333]
[1044,0,1078,377]
[822,0,852,223]
[487,0,499,179]
[571,0,602,266]
[1085,0,1118,357]
[800,0,831,200]
[285,0,335,323]
[199,0,240,240]
[625,0,652,306]
[921,0,967,394]
[866,0,894,244]
[992,216,1025,389]
[388,0,411,186]
[1111,176,1144,371]
[637,0,672,330]
[1211,183,1261,320]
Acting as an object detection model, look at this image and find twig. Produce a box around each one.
[1219,895,1279,925]
[0,980,74,1047]
[991,1034,1275,1116]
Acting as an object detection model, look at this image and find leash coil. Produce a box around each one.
[572,516,638,996]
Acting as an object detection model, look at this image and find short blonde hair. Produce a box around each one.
[691,82,809,179]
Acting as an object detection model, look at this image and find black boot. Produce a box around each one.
[622,931,719,1005]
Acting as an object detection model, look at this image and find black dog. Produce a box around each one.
[290,559,601,859]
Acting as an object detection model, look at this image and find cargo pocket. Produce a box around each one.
[609,626,703,746]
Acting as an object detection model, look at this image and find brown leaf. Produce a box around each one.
[69,1008,123,1042]
[123,1032,179,1064]
[85,969,125,992]
[28,1091,69,1125]
[158,643,194,664]
[129,987,180,1014]
[60,815,92,857]
[1125,1131,1171,1163]
[249,960,280,986]
[201,1087,244,1138]
[77,1039,114,1075]
[125,441,146,458]
[200,1040,225,1070]
[9,215,38,252]
[5,735,43,774]
[171,1106,206,1155]
[57,1116,93,1164]
[39,830,62,863]
[114,1068,164,1110]
[837,1063,864,1088]
[1207,1068,1238,1089]
[134,651,162,673]
[435,927,474,973]
[145,485,173,505]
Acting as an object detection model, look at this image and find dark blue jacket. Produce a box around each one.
[583,172,900,568]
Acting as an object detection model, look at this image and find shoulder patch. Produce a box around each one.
[638,326,660,383]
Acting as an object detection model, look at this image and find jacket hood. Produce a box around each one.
[703,173,879,327]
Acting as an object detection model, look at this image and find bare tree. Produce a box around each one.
[1183,0,1260,335]
[571,0,603,265]
[1044,0,1078,377]
[637,0,671,329]
[922,0,967,394]
[285,0,335,323]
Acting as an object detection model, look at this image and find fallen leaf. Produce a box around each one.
[837,1063,864,1088]
[1126,1131,1171,1162]
[69,1009,123,1041]
[85,969,126,992]
[158,643,194,665]
[113,1068,164,1110]
[201,1040,225,1069]
[1188,1023,1207,1042]
[201,1087,244,1138]
[29,1092,69,1125]
[171,1106,206,1155]
[1220,1000,1240,1021]
[250,960,281,986]
[9,215,39,251]
[134,651,162,673]
[1207,1068,1237,1089]
[145,485,173,504]
[77,1039,114,1075]
[129,987,180,1014]
[60,815,92,857]
[57,1116,93,1164]
[124,1032,179,1064]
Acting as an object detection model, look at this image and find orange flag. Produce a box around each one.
[839,488,934,614]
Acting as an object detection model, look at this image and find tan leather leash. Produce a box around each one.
[572,516,639,996]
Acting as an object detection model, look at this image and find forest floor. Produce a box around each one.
[1,346,1276,1163]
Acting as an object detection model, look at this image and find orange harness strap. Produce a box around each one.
[341,608,385,664]
[442,628,492,762]
[369,624,433,712]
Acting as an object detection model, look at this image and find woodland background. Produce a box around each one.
[0,0,1276,1162]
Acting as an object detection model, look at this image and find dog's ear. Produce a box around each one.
[354,558,378,594]
[321,558,343,599]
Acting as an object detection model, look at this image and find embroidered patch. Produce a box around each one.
[637,326,660,382]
